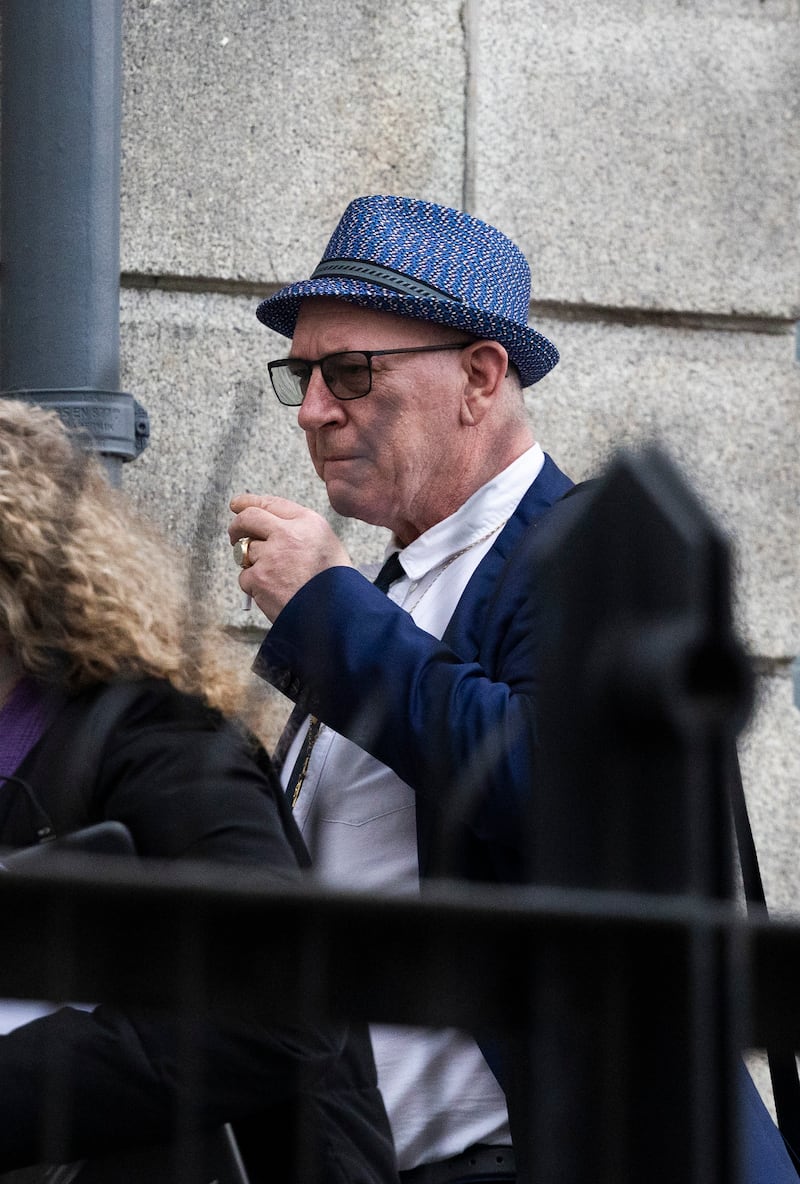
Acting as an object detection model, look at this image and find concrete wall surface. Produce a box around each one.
[2,0,799,1090]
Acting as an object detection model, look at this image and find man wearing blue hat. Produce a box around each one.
[229,196,796,1184]
[230,194,565,1182]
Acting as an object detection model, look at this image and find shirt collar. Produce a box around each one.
[387,443,545,582]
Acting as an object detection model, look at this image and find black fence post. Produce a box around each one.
[0,0,148,482]
[519,446,754,1183]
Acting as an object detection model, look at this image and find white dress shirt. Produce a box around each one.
[281,444,545,1169]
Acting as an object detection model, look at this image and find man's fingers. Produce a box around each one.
[229,507,265,544]
[228,499,331,549]
[229,492,304,517]
[229,491,271,514]
[228,505,298,544]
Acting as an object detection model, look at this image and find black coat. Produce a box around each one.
[0,678,398,1183]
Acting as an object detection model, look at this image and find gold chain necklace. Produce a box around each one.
[404,517,508,615]
[290,717,322,808]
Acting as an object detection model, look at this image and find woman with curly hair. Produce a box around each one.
[0,399,397,1184]
[0,398,251,723]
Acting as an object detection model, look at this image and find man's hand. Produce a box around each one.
[229,493,354,623]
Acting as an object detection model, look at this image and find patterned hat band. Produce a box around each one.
[256,195,559,388]
[310,259,461,303]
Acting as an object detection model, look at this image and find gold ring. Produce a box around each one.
[233,536,253,569]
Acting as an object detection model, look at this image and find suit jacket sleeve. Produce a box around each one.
[255,514,549,879]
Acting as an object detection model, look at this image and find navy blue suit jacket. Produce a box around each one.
[256,452,574,885]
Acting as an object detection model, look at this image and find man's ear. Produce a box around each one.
[460,341,510,425]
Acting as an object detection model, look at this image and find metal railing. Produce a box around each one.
[0,854,797,1183]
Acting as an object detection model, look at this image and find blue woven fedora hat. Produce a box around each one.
[256,195,559,388]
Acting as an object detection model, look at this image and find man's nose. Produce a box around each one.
[297,364,344,428]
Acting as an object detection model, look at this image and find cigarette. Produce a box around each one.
[241,487,253,610]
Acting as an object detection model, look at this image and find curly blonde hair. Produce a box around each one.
[0,399,253,724]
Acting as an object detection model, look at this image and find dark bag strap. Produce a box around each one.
[728,743,800,1174]
[41,682,146,839]
[4,682,143,845]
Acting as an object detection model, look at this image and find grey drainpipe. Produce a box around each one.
[0,0,148,485]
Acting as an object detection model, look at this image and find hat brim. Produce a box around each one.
[256,278,558,389]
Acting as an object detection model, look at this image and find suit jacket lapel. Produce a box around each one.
[443,453,574,659]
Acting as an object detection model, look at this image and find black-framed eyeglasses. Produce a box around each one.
[267,342,472,406]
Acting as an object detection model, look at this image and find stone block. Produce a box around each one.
[121,0,465,280]
[476,0,800,315]
[527,314,798,657]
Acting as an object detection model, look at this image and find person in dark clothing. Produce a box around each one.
[0,398,398,1183]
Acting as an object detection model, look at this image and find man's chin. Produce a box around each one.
[324,481,383,527]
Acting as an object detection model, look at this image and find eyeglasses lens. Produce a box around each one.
[269,361,307,405]
[320,353,371,400]
[271,352,373,404]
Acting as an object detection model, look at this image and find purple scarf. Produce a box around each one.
[0,677,54,782]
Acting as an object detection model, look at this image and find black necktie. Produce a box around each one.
[280,552,406,804]
[373,551,405,593]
